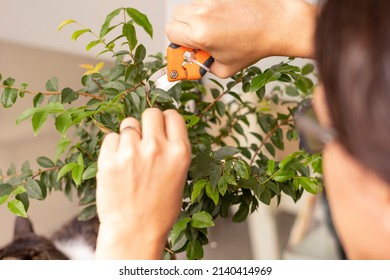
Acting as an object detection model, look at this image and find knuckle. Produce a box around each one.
[118,149,135,163]
[98,160,117,173]
[190,27,209,47]
[171,141,191,159]
[143,139,162,157]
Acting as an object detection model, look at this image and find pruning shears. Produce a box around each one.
[146,43,214,92]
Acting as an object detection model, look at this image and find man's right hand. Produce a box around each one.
[166,0,316,78]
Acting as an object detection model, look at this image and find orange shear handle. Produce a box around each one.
[167,43,214,82]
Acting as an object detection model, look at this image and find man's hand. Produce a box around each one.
[166,0,316,78]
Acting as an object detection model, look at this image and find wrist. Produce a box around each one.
[268,1,316,58]
[95,222,168,260]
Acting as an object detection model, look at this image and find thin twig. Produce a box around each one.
[198,72,246,119]
[0,85,105,101]
[249,118,292,166]
[0,166,59,181]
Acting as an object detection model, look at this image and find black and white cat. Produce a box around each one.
[0,216,99,260]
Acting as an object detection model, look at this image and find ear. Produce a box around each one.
[13,217,35,240]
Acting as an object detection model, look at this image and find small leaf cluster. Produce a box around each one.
[0,7,321,259]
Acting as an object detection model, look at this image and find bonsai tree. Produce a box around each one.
[0,7,322,259]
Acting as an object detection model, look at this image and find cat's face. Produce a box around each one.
[0,217,68,260]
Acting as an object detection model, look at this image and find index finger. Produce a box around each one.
[163,110,190,143]
[166,20,196,49]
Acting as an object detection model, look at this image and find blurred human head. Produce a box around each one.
[314,0,390,259]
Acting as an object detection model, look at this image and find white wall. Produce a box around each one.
[0,0,167,58]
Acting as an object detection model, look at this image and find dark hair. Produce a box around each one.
[315,0,390,184]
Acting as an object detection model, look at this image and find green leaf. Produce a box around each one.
[8,200,27,217]
[15,192,29,211]
[78,204,97,221]
[0,195,7,205]
[86,40,102,51]
[58,19,76,31]
[55,113,72,135]
[273,170,295,182]
[233,123,244,136]
[234,160,250,179]
[3,77,15,86]
[10,185,24,196]
[56,138,71,159]
[232,203,250,223]
[72,165,84,186]
[16,108,37,125]
[46,102,65,113]
[0,183,13,197]
[260,187,272,205]
[266,69,282,83]
[171,231,188,251]
[77,153,84,167]
[123,22,137,51]
[184,115,200,127]
[191,211,215,228]
[215,101,225,117]
[225,173,237,186]
[302,63,315,75]
[37,156,55,168]
[32,110,49,135]
[286,85,299,97]
[2,87,18,108]
[82,162,97,181]
[125,8,153,38]
[296,177,318,194]
[57,163,77,181]
[271,128,284,150]
[171,217,191,244]
[135,44,146,62]
[48,95,60,104]
[46,77,58,91]
[265,142,276,157]
[25,179,45,200]
[210,165,223,188]
[213,146,241,161]
[217,176,228,196]
[205,181,219,206]
[250,72,267,92]
[61,87,78,104]
[279,151,304,170]
[267,160,275,175]
[266,181,280,194]
[33,93,44,107]
[186,240,203,260]
[100,8,121,38]
[71,29,90,41]
[7,163,16,176]
[191,179,207,203]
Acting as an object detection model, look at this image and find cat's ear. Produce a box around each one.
[13,217,35,239]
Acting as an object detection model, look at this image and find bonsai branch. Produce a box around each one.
[0,85,105,101]
[249,118,292,166]
[0,166,59,181]
[198,71,246,119]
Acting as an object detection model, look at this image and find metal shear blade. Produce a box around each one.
[145,67,179,92]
